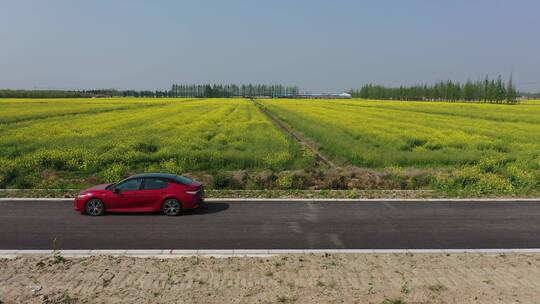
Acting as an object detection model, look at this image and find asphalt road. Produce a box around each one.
[1,200,540,249]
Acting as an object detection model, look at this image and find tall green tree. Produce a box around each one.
[506,74,518,104]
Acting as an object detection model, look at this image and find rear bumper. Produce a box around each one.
[187,196,204,209]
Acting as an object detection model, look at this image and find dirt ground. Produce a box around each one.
[1,253,539,304]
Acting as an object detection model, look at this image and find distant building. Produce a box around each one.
[292,92,352,99]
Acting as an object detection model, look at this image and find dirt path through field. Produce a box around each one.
[250,98,337,169]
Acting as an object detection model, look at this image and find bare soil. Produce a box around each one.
[1,253,539,304]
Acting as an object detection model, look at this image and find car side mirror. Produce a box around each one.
[113,187,121,194]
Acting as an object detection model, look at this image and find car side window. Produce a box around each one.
[143,178,169,190]
[115,179,143,191]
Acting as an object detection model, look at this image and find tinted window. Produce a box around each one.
[174,175,193,185]
[143,178,169,190]
[115,179,143,191]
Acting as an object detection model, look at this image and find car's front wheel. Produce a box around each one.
[85,198,105,216]
[162,199,182,216]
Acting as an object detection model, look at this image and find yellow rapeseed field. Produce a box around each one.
[0,98,312,188]
[258,98,540,194]
[1,97,538,195]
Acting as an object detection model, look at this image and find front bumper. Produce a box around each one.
[73,199,82,211]
[73,196,88,212]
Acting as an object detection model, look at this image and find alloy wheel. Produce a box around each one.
[86,199,104,216]
[163,199,181,216]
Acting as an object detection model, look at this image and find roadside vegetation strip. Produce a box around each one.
[0,189,442,199]
[1,197,539,203]
[251,98,336,168]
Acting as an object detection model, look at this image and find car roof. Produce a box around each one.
[128,173,181,180]
[119,173,194,185]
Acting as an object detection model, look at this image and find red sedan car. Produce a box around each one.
[74,173,204,216]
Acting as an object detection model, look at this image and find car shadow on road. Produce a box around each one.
[104,202,230,217]
[184,202,230,216]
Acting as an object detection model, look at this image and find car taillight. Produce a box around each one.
[186,185,204,196]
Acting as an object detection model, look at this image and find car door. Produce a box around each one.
[104,178,144,211]
[138,178,170,210]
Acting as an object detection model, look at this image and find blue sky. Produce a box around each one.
[1,0,539,92]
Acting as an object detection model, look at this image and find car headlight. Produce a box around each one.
[186,190,198,195]
[77,193,90,198]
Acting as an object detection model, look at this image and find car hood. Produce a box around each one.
[81,183,113,193]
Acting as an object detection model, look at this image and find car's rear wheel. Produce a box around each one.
[162,199,182,216]
[85,199,105,216]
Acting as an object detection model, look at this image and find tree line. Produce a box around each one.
[0,84,299,99]
[171,84,299,98]
[0,89,89,98]
[0,89,172,98]
[350,75,519,104]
